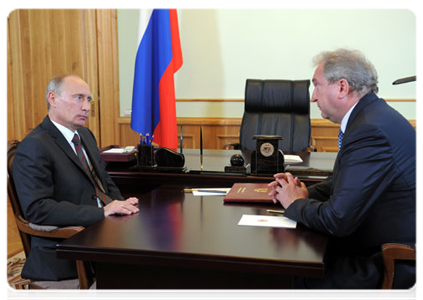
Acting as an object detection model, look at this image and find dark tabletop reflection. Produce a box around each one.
[60,184,327,276]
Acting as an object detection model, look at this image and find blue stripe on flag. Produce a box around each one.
[131,9,173,135]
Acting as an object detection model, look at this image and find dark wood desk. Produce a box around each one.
[107,149,336,194]
[57,185,328,289]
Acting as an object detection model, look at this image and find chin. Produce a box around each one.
[74,121,87,128]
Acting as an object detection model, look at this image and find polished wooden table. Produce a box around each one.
[57,185,328,289]
[106,149,336,194]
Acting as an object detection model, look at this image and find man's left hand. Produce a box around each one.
[268,172,308,208]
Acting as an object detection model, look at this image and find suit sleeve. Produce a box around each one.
[307,176,332,201]
[285,124,396,237]
[13,138,105,227]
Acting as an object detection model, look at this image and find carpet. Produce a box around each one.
[5,251,53,300]
[7,251,26,289]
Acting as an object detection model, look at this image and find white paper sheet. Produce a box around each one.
[103,148,127,154]
[238,214,297,228]
[102,146,135,154]
[192,188,231,196]
[284,155,303,164]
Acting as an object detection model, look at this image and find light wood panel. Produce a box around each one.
[7,18,15,140]
[116,117,416,152]
[117,117,242,150]
[97,10,121,148]
[7,9,121,147]
[8,9,100,142]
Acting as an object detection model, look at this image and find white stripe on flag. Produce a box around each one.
[137,9,154,45]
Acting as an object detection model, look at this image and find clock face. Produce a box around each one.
[260,142,274,157]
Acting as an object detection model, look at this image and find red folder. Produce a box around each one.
[223,183,273,203]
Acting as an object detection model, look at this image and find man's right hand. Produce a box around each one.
[104,197,139,217]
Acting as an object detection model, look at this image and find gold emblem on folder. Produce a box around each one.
[254,188,268,193]
[237,187,246,193]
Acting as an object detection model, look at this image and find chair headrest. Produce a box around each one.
[245,79,310,114]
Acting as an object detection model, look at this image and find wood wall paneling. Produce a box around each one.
[116,117,415,152]
[8,9,121,146]
[97,9,121,148]
[7,16,15,140]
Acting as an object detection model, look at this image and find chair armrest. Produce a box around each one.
[381,243,416,289]
[382,243,415,261]
[15,214,84,239]
[15,214,93,289]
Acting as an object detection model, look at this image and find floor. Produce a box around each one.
[8,198,23,257]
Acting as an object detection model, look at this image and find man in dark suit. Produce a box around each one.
[269,49,415,289]
[13,74,139,282]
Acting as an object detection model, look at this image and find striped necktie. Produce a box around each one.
[72,133,112,205]
[338,129,344,152]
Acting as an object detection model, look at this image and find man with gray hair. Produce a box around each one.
[269,49,415,288]
[13,74,140,284]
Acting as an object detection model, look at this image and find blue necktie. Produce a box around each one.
[338,129,344,152]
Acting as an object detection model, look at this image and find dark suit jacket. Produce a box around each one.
[285,93,416,288]
[13,116,124,281]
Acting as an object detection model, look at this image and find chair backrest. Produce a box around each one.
[7,140,32,256]
[239,79,311,152]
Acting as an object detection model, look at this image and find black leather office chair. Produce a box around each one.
[225,79,312,152]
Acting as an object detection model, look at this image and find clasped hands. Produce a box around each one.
[268,172,308,208]
[104,197,139,217]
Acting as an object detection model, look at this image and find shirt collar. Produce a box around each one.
[340,102,358,133]
[50,119,80,144]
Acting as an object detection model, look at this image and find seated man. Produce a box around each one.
[269,49,415,289]
[13,74,139,282]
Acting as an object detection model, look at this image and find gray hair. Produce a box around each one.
[45,74,81,110]
[312,48,379,96]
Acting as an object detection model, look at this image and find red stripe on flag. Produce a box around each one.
[155,65,178,150]
[153,9,183,151]
[169,9,183,72]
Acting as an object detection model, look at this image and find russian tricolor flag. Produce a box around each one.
[131,9,183,150]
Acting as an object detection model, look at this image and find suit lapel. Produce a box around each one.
[41,116,92,180]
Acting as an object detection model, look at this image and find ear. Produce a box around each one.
[338,79,350,98]
[47,91,58,108]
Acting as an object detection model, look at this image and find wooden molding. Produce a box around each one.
[408,120,420,129]
[176,98,243,102]
[384,98,416,102]
[177,117,242,126]
[117,117,243,126]
[176,98,416,103]
[114,117,415,152]
[311,119,340,128]
[97,9,120,148]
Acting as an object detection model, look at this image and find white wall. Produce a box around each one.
[117,9,416,119]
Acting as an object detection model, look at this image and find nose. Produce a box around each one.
[311,88,318,102]
[82,98,91,111]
